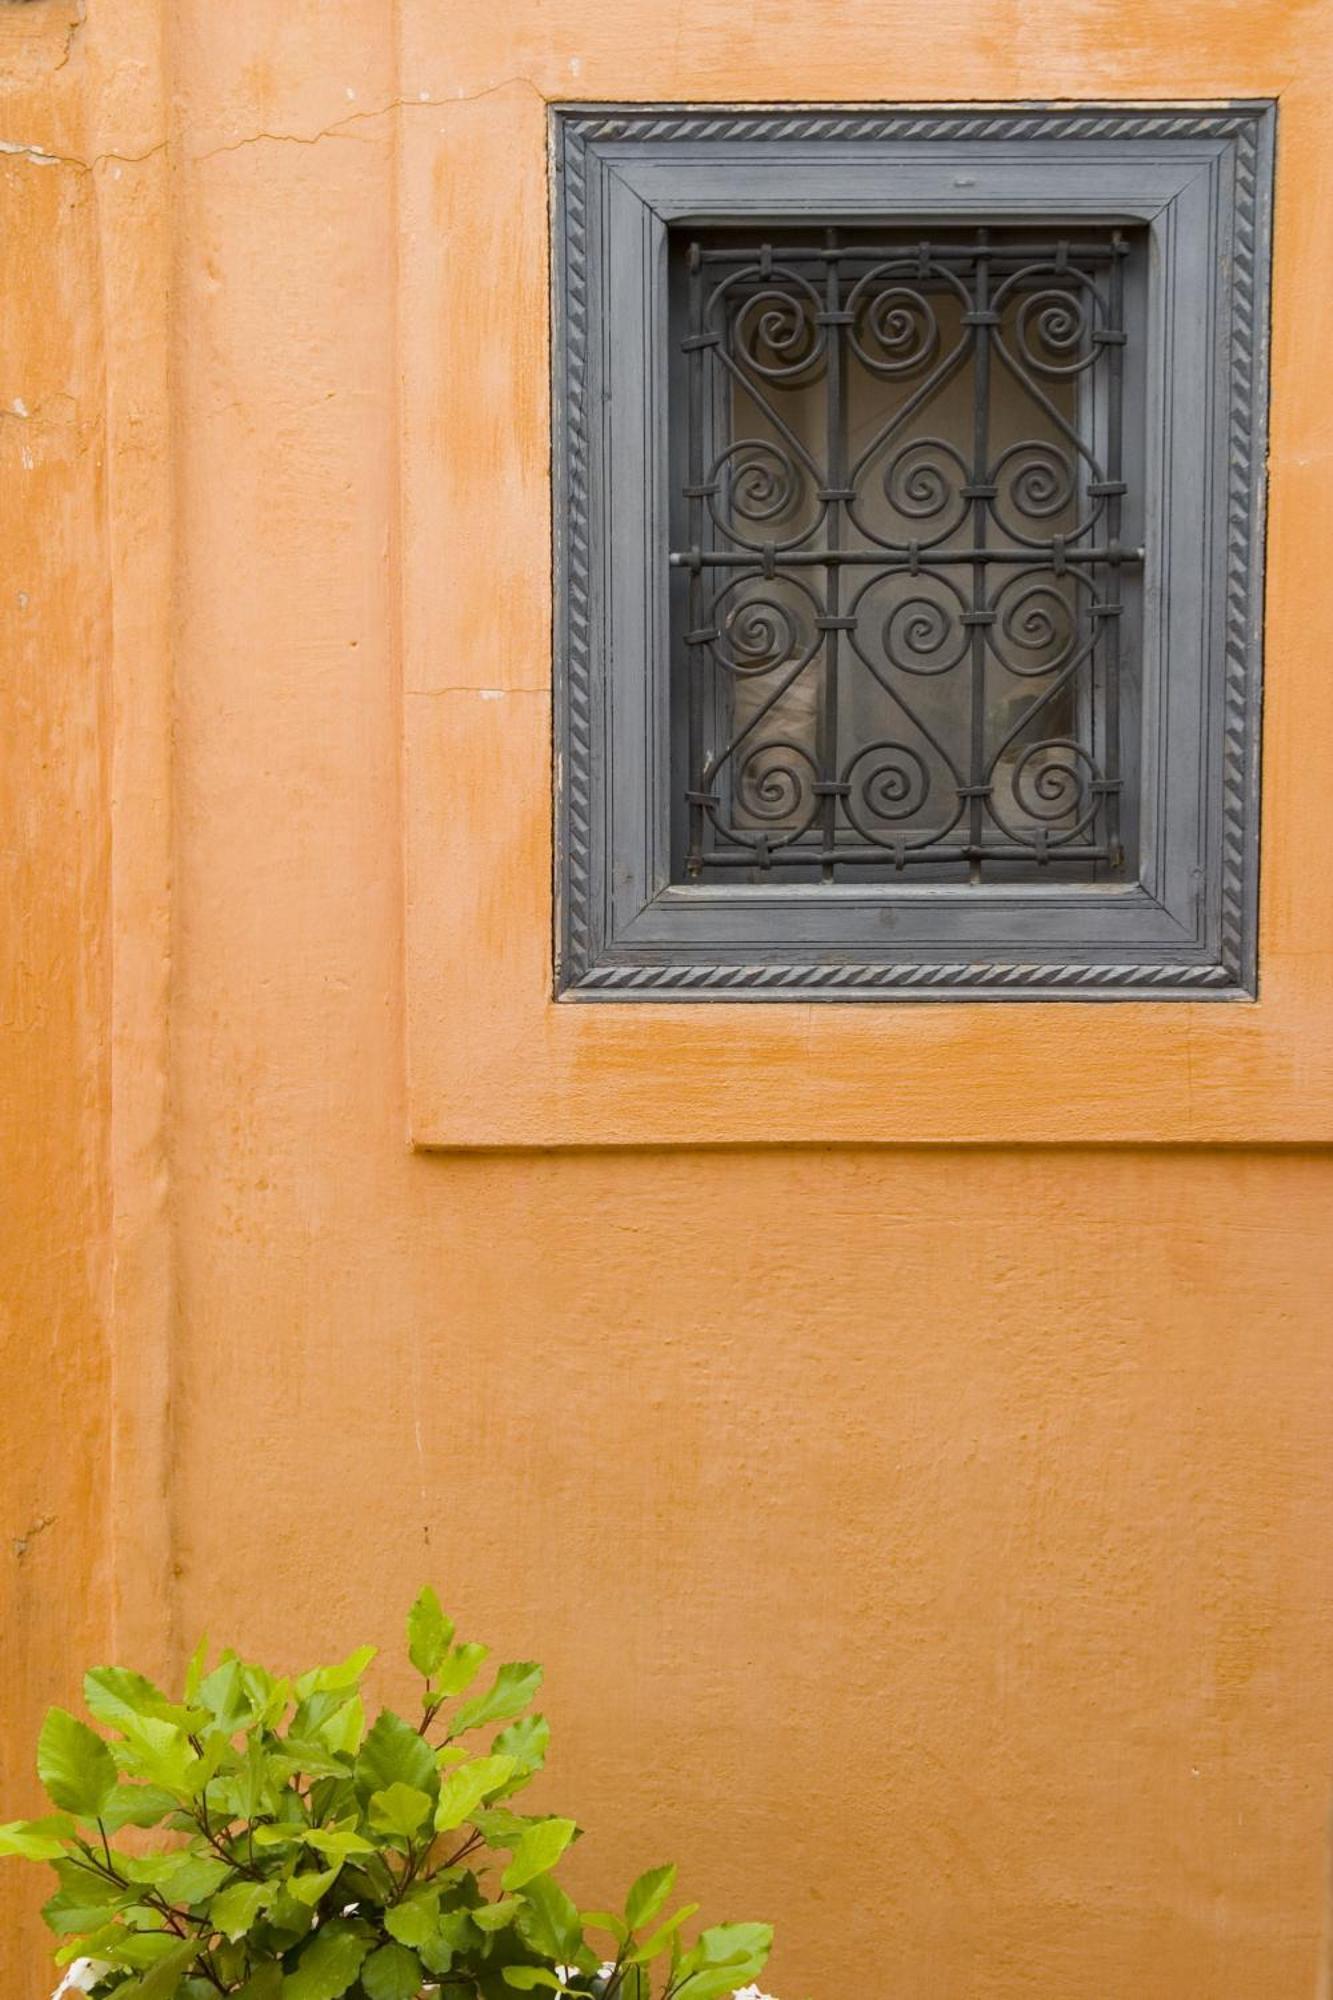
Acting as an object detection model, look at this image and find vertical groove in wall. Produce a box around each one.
[99,0,181,1676]
[390,0,410,1133]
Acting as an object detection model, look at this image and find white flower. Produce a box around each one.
[51,1963,109,1998]
[557,1971,777,2000]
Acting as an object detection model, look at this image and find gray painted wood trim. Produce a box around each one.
[551,103,1274,1001]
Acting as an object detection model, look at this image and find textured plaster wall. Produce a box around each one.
[1,1,111,1969]
[3,0,1333,1996]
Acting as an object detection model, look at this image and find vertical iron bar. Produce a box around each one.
[1103,232,1126,869]
[686,240,704,877]
[968,232,991,883]
[820,229,843,882]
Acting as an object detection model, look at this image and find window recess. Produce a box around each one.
[551,105,1272,999]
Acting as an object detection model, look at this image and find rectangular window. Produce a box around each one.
[552,106,1273,999]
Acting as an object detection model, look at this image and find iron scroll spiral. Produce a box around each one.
[986,569,1082,678]
[719,265,827,382]
[706,574,825,680]
[841,740,932,838]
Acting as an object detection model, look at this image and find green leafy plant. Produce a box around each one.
[2,1590,773,2000]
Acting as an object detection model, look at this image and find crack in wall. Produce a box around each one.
[0,134,166,171]
[0,76,547,175]
[12,1514,55,1562]
[51,0,86,74]
[196,77,548,160]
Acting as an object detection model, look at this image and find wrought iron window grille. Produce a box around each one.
[672,227,1139,885]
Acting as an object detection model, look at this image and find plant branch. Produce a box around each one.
[189,1806,265,1881]
[444,1829,485,1869]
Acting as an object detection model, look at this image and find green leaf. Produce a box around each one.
[98,1785,181,1832]
[99,1932,186,1971]
[631,1902,700,1962]
[295,1648,378,1699]
[214,1736,276,1825]
[433,1642,489,1698]
[119,1850,185,1884]
[42,1876,132,1935]
[383,1888,440,1948]
[355,1710,437,1801]
[503,1972,567,1993]
[282,1920,372,2000]
[111,1713,195,1796]
[625,1863,676,1931]
[518,1871,582,1959]
[84,1666,201,1735]
[155,1852,230,1904]
[581,1910,629,1945]
[680,1968,764,2000]
[501,1816,577,1891]
[493,1714,549,1776]
[54,1923,122,1965]
[434,1754,517,1832]
[184,1634,209,1704]
[316,1693,365,1759]
[418,1908,481,1976]
[193,1730,234,1792]
[240,1663,289,1731]
[673,1970,765,2000]
[693,1920,772,1965]
[470,1805,531,1847]
[0,1815,74,1860]
[471,1895,522,1933]
[452,1661,543,1736]
[287,1863,343,1907]
[369,1782,433,1838]
[270,1738,354,1783]
[299,1827,374,1861]
[122,1936,204,1999]
[407,1588,455,1678]
[264,1886,316,1943]
[37,1708,118,1817]
[323,1644,377,1687]
[196,1658,248,1731]
[292,1688,352,1738]
[211,1878,276,1940]
[213,1943,249,1987]
[672,1922,773,2000]
[51,1853,126,1897]
[235,1968,283,2000]
[361,1943,424,2000]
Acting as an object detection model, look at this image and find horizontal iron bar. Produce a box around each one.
[695,239,1128,265]
[670,545,1145,568]
[691,843,1114,867]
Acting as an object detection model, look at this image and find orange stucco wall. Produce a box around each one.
[3,1,1333,1995]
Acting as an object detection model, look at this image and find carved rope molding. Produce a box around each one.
[1219,113,1264,985]
[552,104,1271,999]
[576,961,1236,994]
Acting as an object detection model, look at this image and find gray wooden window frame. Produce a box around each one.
[551,103,1274,1001]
